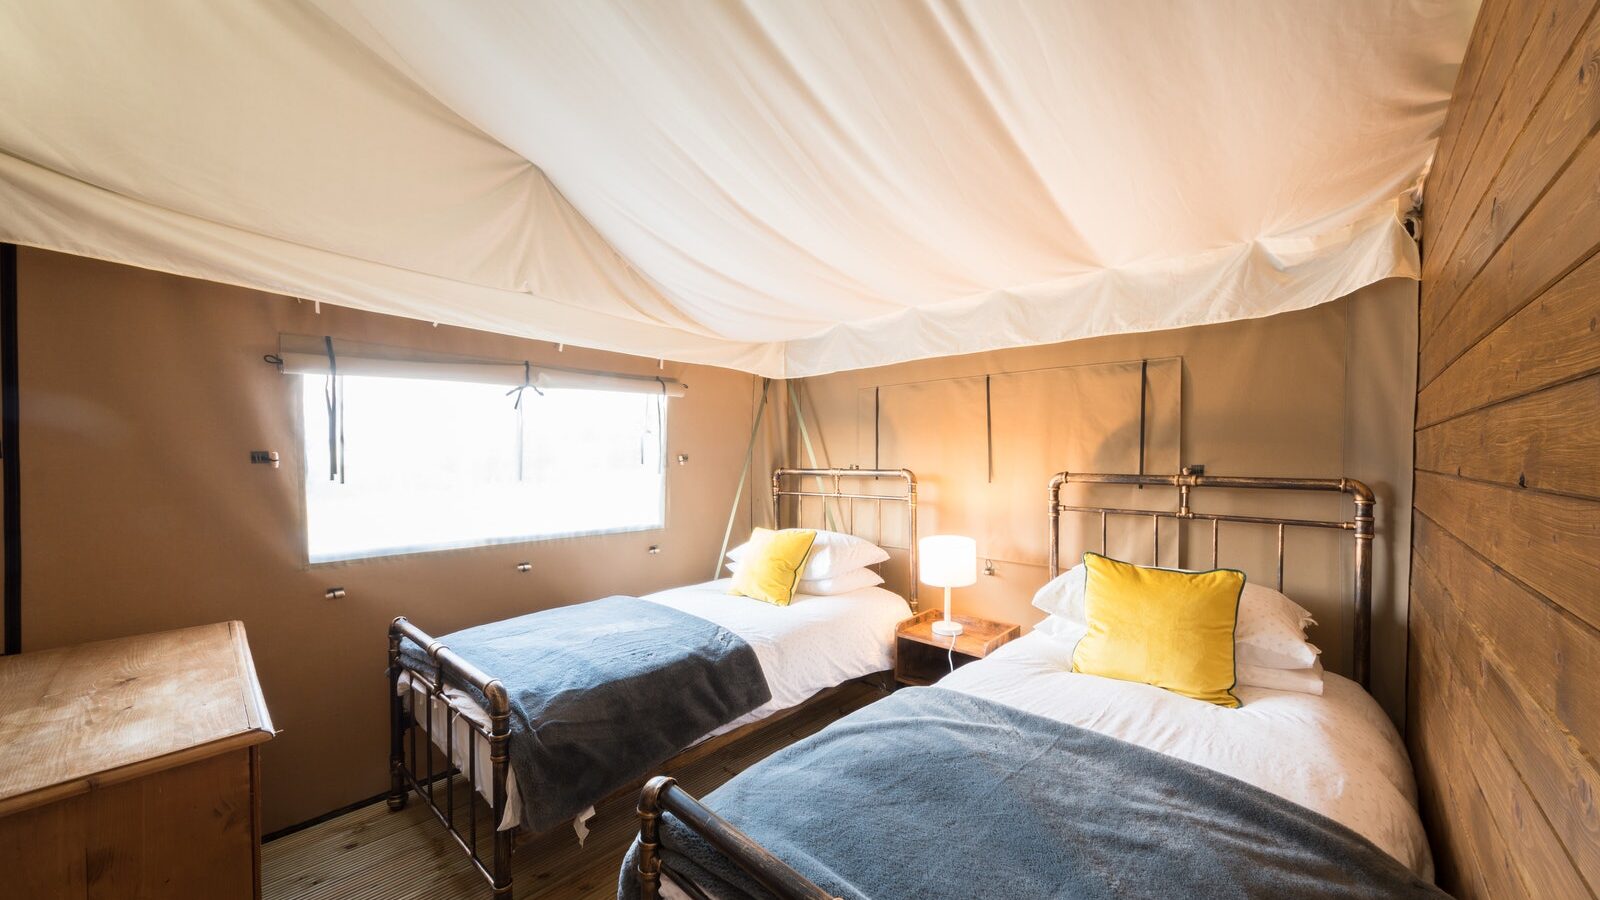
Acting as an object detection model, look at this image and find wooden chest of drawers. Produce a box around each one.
[0,622,274,898]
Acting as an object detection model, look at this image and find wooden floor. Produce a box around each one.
[262,681,881,900]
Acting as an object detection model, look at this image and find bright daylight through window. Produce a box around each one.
[302,375,665,563]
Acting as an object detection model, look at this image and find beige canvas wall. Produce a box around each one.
[793,278,1418,724]
[7,247,1419,832]
[12,248,775,832]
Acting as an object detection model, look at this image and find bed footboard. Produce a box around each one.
[388,616,515,899]
[636,776,838,900]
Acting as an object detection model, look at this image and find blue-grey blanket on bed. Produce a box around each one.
[619,686,1444,900]
[398,595,770,835]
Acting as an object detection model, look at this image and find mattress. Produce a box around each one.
[659,630,1431,899]
[936,631,1433,876]
[399,578,911,833]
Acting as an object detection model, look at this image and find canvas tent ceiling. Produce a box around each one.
[0,1,1475,377]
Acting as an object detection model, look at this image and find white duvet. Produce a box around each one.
[938,632,1433,877]
[399,579,911,832]
[646,579,911,737]
[661,632,1432,900]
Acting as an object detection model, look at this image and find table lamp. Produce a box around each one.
[918,534,977,637]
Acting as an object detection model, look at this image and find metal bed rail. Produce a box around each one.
[388,616,514,898]
[386,467,920,899]
[771,467,918,612]
[636,776,838,900]
[1047,468,1375,688]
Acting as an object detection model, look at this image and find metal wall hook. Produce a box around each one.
[983,559,996,576]
[325,587,346,600]
[648,545,661,555]
[515,562,532,573]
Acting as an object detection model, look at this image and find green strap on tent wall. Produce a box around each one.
[787,381,840,533]
[715,378,771,579]
[715,379,846,579]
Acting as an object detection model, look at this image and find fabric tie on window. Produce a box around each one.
[505,360,542,409]
[323,336,345,483]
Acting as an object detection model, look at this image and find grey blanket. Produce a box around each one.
[398,596,770,835]
[620,687,1444,899]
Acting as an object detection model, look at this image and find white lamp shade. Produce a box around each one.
[918,535,978,588]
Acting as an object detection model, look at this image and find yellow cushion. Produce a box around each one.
[1071,552,1244,708]
[729,528,818,606]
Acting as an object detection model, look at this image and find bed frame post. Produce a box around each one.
[771,470,783,528]
[387,617,408,811]
[1047,473,1067,578]
[1349,481,1375,691]
[636,775,674,900]
[486,679,513,899]
[904,470,919,613]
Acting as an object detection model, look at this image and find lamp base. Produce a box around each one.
[931,618,964,637]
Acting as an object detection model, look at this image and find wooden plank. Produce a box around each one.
[1416,374,1600,499]
[1407,644,1469,894]
[1417,246,1600,427]
[1420,129,1600,387]
[0,796,87,899]
[1408,616,1530,899]
[1424,0,1529,255]
[1409,588,1595,898]
[1413,471,1600,631]
[0,750,259,900]
[0,621,275,814]
[1425,1,1600,328]
[1412,560,1600,891]
[1413,514,1600,759]
[1413,560,1600,892]
[89,751,258,899]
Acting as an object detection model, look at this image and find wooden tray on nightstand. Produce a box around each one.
[893,609,1021,687]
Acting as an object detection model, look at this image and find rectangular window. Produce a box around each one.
[302,374,665,563]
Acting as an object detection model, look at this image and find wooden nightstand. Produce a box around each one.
[893,609,1022,687]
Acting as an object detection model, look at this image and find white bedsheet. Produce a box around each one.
[662,631,1431,899]
[399,579,910,833]
[660,631,1430,899]
[645,579,910,738]
[938,632,1433,877]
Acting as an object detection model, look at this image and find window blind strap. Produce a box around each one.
[505,360,542,409]
[323,336,345,483]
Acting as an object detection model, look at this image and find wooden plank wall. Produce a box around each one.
[1411,0,1600,896]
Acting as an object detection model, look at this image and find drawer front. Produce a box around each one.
[0,750,258,899]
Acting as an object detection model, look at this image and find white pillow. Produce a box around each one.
[725,562,884,596]
[1237,659,1324,695]
[1031,562,1320,669]
[1031,615,1325,696]
[727,529,890,581]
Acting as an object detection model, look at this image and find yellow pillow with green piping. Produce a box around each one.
[729,528,818,606]
[1070,552,1244,708]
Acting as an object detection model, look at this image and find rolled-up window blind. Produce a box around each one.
[276,334,687,397]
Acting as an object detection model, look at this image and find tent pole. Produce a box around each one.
[715,378,770,579]
[2,244,20,655]
[786,381,840,533]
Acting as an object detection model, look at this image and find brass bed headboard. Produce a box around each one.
[772,467,918,612]
[1047,468,1375,689]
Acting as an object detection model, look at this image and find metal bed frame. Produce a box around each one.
[385,467,918,898]
[772,467,919,612]
[633,468,1377,900]
[1047,468,1374,688]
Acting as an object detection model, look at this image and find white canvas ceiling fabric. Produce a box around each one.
[0,1,1474,377]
